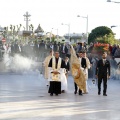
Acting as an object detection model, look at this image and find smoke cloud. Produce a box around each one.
[3,54,36,72]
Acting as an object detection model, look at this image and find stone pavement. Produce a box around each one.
[0,73,120,120]
[0,61,6,72]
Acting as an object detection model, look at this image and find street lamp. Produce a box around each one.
[77,15,88,44]
[61,23,70,41]
[49,29,52,42]
[111,25,120,43]
[52,28,58,41]
[107,0,120,3]
[111,25,117,28]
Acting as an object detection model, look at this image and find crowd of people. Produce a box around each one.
[0,40,119,81]
[88,42,120,58]
[0,41,71,61]
[0,40,120,96]
[43,47,115,96]
[109,44,120,57]
[0,40,88,60]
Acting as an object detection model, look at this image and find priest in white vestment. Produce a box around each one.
[48,52,67,96]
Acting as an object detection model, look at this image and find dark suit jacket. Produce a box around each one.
[11,45,15,52]
[81,57,87,69]
[60,45,68,54]
[39,42,45,50]
[64,62,70,72]
[95,59,110,76]
[14,44,19,53]
[48,57,65,68]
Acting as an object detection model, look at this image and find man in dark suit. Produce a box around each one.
[64,57,70,80]
[11,43,15,56]
[39,40,45,51]
[60,43,68,59]
[14,42,19,53]
[95,52,110,96]
[74,51,87,95]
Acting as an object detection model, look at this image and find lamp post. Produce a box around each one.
[61,23,70,41]
[77,15,88,44]
[111,25,118,28]
[111,25,120,43]
[108,0,120,41]
[107,0,120,3]
[111,25,120,34]
[50,29,52,42]
[52,28,58,41]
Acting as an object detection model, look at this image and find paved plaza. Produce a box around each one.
[0,72,120,120]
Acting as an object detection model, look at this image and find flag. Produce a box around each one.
[70,45,86,93]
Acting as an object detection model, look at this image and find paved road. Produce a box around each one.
[0,72,120,120]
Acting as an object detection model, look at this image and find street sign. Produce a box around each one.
[1,38,6,42]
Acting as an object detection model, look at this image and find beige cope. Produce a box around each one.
[43,55,52,79]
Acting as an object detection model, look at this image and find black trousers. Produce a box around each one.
[74,82,82,94]
[48,81,61,94]
[98,74,107,94]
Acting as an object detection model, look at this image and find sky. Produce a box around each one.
[0,0,120,38]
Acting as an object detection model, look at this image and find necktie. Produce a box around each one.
[103,59,106,65]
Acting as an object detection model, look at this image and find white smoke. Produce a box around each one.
[13,54,34,71]
[3,53,11,67]
[3,53,35,72]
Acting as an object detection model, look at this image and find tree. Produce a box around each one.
[29,24,34,31]
[10,25,13,31]
[16,24,22,32]
[88,26,114,44]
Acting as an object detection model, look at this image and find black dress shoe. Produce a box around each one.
[79,93,83,96]
[103,94,107,96]
[61,90,65,93]
[55,94,58,96]
[50,93,53,96]
[74,91,77,94]
[98,92,101,95]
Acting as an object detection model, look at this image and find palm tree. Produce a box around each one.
[19,24,22,31]
[30,24,34,31]
[10,25,13,32]
[29,25,31,31]
[23,26,25,30]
